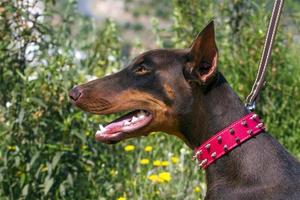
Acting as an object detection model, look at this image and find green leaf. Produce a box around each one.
[59,183,66,197]
[52,152,62,170]
[72,131,86,143]
[67,174,73,186]
[20,174,26,188]
[22,184,29,197]
[18,108,25,125]
[16,70,26,81]
[29,152,40,169]
[44,177,54,195]
[30,97,48,109]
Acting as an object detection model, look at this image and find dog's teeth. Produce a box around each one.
[137,111,145,118]
[132,116,138,122]
[138,115,145,119]
[140,110,145,114]
[124,121,131,126]
[99,124,106,132]
[96,130,104,135]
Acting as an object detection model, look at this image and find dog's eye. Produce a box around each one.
[134,64,150,75]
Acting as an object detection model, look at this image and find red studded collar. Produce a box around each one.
[194,112,265,169]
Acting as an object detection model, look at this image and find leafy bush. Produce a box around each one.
[0,0,299,199]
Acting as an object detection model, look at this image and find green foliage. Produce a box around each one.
[0,0,125,199]
[0,0,299,199]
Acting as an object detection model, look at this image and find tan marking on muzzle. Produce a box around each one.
[163,83,175,100]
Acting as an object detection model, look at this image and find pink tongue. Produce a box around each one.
[104,120,126,133]
[97,110,152,136]
[102,112,136,134]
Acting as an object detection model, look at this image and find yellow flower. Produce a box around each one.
[117,197,126,200]
[110,169,118,176]
[194,186,201,193]
[148,172,172,183]
[153,160,162,167]
[161,161,169,167]
[158,172,171,182]
[81,145,88,150]
[148,174,163,183]
[124,145,135,151]
[16,171,22,177]
[7,145,16,151]
[140,159,150,165]
[33,110,43,119]
[144,146,153,152]
[41,166,48,172]
[85,166,92,172]
[171,156,179,164]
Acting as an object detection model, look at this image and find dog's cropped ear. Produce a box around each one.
[184,21,218,85]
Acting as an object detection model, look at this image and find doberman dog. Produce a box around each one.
[69,21,300,200]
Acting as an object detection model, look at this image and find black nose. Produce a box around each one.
[69,86,82,101]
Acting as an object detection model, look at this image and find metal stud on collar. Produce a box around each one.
[241,120,247,126]
[192,150,202,160]
[256,123,264,128]
[223,145,228,151]
[250,114,258,120]
[194,112,265,169]
[211,152,217,158]
[205,144,211,150]
[199,159,207,167]
[247,129,253,135]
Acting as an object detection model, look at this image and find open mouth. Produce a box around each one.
[95,110,153,143]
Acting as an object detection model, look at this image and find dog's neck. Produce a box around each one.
[182,73,248,146]
[181,73,296,196]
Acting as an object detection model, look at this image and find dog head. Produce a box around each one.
[69,21,218,147]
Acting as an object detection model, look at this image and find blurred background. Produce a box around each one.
[0,0,299,199]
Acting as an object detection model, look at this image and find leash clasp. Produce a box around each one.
[245,102,256,111]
